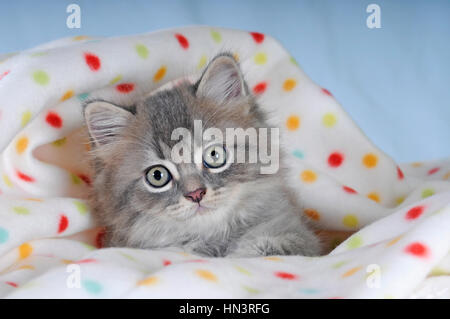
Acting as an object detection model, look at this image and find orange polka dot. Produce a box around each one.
[264,256,282,261]
[386,236,402,247]
[19,243,32,260]
[301,170,317,183]
[283,78,297,91]
[16,137,29,154]
[304,209,320,221]
[362,153,378,168]
[153,66,166,82]
[443,172,450,180]
[61,90,74,101]
[367,192,381,203]
[286,115,300,131]
[342,266,363,278]
[138,276,159,286]
[233,53,240,62]
[195,269,218,282]
[411,162,422,167]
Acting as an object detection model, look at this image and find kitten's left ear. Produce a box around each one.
[195,54,248,104]
[84,101,134,147]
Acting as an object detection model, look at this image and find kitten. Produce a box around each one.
[83,53,321,257]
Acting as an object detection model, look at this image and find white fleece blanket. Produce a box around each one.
[0,26,449,299]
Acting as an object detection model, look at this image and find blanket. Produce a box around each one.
[0,26,449,298]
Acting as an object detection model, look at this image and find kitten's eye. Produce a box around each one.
[145,165,172,188]
[203,145,227,169]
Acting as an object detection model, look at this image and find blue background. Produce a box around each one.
[1,0,449,162]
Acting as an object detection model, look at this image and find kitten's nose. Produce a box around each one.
[184,188,206,203]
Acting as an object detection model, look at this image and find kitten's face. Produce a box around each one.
[84,54,274,241]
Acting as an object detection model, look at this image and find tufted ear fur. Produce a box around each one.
[84,101,134,147]
[195,53,248,104]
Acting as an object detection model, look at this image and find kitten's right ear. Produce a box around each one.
[83,101,134,147]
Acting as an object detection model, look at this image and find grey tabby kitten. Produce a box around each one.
[83,53,321,257]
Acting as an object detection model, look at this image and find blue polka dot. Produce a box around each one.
[78,93,89,101]
[0,227,8,244]
[82,280,102,294]
[300,288,319,294]
[293,150,304,159]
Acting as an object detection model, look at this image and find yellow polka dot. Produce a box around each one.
[411,162,422,167]
[18,265,35,270]
[362,153,378,168]
[109,74,122,85]
[234,265,252,275]
[21,110,32,127]
[195,269,218,282]
[342,266,363,278]
[322,113,337,127]
[283,78,297,91]
[367,192,380,203]
[61,259,75,264]
[61,90,74,101]
[386,235,402,247]
[52,137,67,147]
[16,137,29,154]
[286,115,300,131]
[25,198,43,202]
[395,196,405,205]
[443,172,450,180]
[153,66,166,82]
[233,53,240,62]
[342,214,359,228]
[73,35,89,41]
[19,243,33,260]
[301,170,317,183]
[138,276,159,286]
[304,209,320,221]
[254,52,267,65]
[197,55,207,69]
[2,174,13,188]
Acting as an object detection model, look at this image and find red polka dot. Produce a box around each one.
[5,282,18,288]
[253,82,267,94]
[0,70,10,81]
[46,112,63,128]
[328,152,344,167]
[76,258,97,264]
[163,259,171,266]
[250,32,265,44]
[343,186,357,194]
[322,88,332,96]
[428,167,440,175]
[405,242,429,258]
[175,33,189,49]
[16,170,34,182]
[397,166,404,180]
[78,174,92,186]
[116,83,135,94]
[84,53,101,71]
[96,228,106,248]
[405,206,425,220]
[275,271,298,280]
[58,214,69,234]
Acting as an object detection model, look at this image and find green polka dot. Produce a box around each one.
[71,174,82,185]
[347,235,363,249]
[322,113,337,127]
[119,252,137,261]
[210,30,222,43]
[74,201,88,215]
[30,51,48,57]
[421,188,435,198]
[242,285,259,294]
[109,74,122,85]
[52,137,67,147]
[234,265,251,276]
[290,56,299,66]
[293,150,304,159]
[21,110,32,127]
[135,44,149,59]
[82,280,102,294]
[32,70,50,85]
[331,260,348,269]
[13,206,30,215]
[78,93,89,101]
[254,52,267,65]
[80,243,96,251]
[0,227,9,244]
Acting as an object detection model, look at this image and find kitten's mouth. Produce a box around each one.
[195,204,213,215]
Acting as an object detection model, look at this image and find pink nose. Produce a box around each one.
[184,188,206,203]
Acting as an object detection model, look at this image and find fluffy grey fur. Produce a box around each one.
[83,53,321,257]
